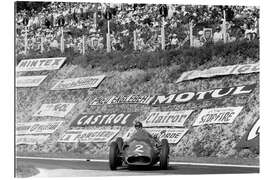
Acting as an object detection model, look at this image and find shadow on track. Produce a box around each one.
[118,164,175,171]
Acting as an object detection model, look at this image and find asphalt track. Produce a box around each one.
[16,157,259,177]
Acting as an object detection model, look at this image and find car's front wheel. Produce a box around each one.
[109,142,120,170]
[159,139,169,170]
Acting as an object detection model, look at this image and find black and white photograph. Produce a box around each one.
[12,0,263,178]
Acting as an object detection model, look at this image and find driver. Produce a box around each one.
[126,121,163,148]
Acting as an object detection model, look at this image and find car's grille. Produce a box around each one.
[127,156,151,165]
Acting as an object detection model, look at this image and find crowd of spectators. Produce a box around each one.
[15,2,259,55]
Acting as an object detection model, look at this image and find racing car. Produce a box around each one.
[108,130,170,170]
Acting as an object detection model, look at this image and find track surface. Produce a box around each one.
[16,157,259,177]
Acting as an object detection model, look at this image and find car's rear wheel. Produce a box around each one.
[109,142,120,170]
[115,137,124,151]
[160,139,169,170]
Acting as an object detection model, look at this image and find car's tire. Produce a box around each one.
[109,142,120,170]
[160,139,169,170]
[115,137,124,151]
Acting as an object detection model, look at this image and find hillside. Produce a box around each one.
[16,40,259,160]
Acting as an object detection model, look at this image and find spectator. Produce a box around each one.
[170,34,179,49]
[213,26,223,43]
[15,3,259,54]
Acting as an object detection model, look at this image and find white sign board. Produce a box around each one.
[16,121,64,135]
[58,129,119,143]
[16,134,50,145]
[51,75,106,90]
[16,75,47,87]
[89,95,155,106]
[193,107,243,126]
[33,103,75,117]
[142,110,193,127]
[16,57,66,72]
[176,63,259,83]
[123,128,188,144]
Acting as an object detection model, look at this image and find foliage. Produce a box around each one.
[16,40,259,73]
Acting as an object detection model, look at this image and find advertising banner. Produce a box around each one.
[16,57,66,72]
[176,63,259,83]
[16,134,50,145]
[58,129,119,143]
[123,128,188,144]
[193,107,243,126]
[142,110,193,127]
[16,121,64,135]
[236,118,259,153]
[70,112,140,127]
[89,94,156,106]
[150,84,256,106]
[16,75,47,87]
[33,103,75,117]
[51,75,106,90]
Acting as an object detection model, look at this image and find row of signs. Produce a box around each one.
[19,105,245,145]
[56,106,244,144]
[16,75,106,89]
[89,84,256,106]
[57,128,189,144]
[176,63,259,83]
[69,107,243,128]
[21,84,255,120]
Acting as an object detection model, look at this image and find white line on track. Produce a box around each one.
[16,156,259,168]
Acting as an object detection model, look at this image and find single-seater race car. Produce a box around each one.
[109,130,170,170]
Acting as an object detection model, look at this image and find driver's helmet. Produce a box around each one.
[134,121,143,129]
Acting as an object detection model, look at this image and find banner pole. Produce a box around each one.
[189,21,193,47]
[24,26,28,55]
[223,10,227,43]
[61,27,65,53]
[161,17,165,50]
[93,12,97,29]
[41,35,44,53]
[107,20,111,53]
[82,35,85,55]
[133,30,137,51]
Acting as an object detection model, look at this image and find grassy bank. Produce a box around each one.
[16,40,259,160]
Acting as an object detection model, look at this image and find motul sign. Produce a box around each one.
[150,84,256,106]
